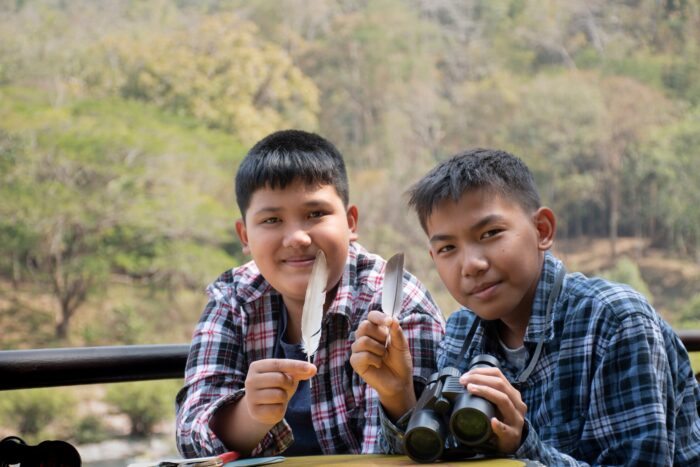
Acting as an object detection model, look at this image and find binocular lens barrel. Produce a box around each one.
[450,392,495,446]
[404,410,446,463]
[403,358,501,462]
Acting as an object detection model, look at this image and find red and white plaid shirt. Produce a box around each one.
[176,242,445,457]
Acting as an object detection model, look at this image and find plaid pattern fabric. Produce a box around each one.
[176,242,445,457]
[383,252,700,465]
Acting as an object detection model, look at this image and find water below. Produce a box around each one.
[79,435,178,467]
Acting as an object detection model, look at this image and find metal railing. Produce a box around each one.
[1,331,699,391]
[0,344,188,390]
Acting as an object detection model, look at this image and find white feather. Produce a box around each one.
[301,250,328,362]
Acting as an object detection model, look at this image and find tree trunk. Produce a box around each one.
[55,314,70,340]
[610,179,619,261]
[11,251,20,290]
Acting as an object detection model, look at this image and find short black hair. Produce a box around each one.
[407,148,541,232]
[235,129,349,219]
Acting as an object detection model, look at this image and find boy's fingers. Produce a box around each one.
[467,383,513,411]
[462,372,527,414]
[490,417,521,454]
[292,370,316,382]
[252,358,317,379]
[460,366,504,383]
[247,371,295,391]
[387,319,409,351]
[367,309,392,326]
[467,383,525,429]
[349,351,384,375]
[351,334,388,357]
[356,318,390,343]
[248,387,290,405]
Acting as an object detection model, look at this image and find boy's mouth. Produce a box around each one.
[282,254,317,268]
[468,281,500,298]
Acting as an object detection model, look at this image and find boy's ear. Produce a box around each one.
[346,204,359,242]
[534,207,556,251]
[235,218,251,255]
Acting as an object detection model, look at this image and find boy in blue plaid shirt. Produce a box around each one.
[351,148,700,465]
[175,130,445,458]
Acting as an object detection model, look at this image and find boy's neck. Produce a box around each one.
[497,265,543,348]
[497,319,528,349]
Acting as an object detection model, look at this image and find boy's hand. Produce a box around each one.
[244,358,317,425]
[350,310,415,420]
[459,367,527,454]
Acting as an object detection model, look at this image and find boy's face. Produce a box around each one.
[426,189,554,330]
[235,181,358,312]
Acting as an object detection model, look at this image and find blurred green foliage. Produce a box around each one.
[0,0,698,341]
[680,292,700,328]
[105,380,181,437]
[0,388,76,444]
[599,257,655,304]
[0,88,244,339]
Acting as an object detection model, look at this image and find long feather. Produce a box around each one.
[382,252,404,348]
[382,253,404,319]
[301,250,328,363]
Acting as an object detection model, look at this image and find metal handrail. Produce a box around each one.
[681,330,700,352]
[0,344,188,390]
[0,331,698,391]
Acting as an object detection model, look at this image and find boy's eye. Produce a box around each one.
[308,210,326,219]
[262,217,280,224]
[436,245,455,254]
[481,229,503,239]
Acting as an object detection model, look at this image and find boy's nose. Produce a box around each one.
[283,227,312,248]
[460,250,488,277]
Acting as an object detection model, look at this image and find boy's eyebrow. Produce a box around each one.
[428,214,506,244]
[471,214,506,231]
[300,199,333,207]
[429,233,455,244]
[251,206,282,216]
[250,199,334,216]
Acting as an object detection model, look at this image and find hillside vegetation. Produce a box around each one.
[1,0,699,346]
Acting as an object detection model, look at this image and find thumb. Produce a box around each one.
[287,364,316,399]
[388,318,409,352]
[295,363,318,381]
[284,362,317,381]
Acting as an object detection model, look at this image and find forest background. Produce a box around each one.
[1,0,699,464]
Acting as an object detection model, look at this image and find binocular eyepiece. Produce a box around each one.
[404,355,500,463]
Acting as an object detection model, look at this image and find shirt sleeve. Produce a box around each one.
[516,310,675,466]
[175,288,292,457]
[378,404,413,454]
[399,272,445,386]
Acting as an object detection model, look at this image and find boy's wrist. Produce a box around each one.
[379,383,416,422]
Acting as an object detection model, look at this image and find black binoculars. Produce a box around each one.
[0,436,81,467]
[404,355,500,463]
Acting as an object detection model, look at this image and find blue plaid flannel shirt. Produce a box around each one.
[381,252,700,465]
[176,242,445,457]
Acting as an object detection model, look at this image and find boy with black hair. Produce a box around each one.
[351,148,700,465]
[175,130,445,458]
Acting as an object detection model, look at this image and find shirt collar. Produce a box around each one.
[325,242,376,319]
[523,251,564,344]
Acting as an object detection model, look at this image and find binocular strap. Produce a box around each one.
[514,265,565,384]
